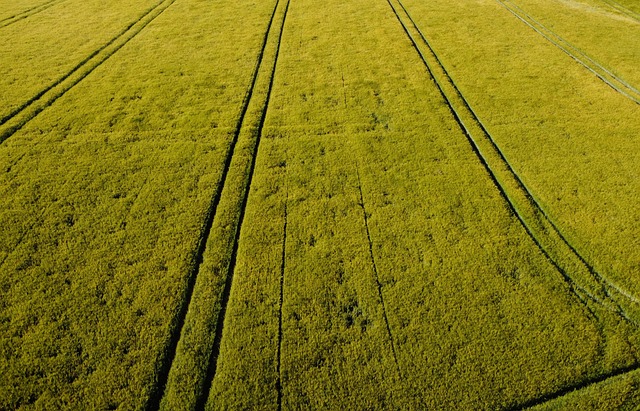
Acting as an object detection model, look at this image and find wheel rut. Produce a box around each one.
[0,0,65,28]
[150,0,291,408]
[0,0,177,144]
[276,179,288,411]
[599,0,640,21]
[195,1,291,408]
[386,0,639,325]
[496,0,640,105]
[355,164,402,379]
[507,363,640,410]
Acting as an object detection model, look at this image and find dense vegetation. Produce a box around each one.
[1,0,638,409]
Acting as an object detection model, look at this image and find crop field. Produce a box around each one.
[0,0,639,409]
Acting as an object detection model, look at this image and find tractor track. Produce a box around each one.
[508,363,640,410]
[355,164,402,378]
[147,0,290,409]
[276,178,288,411]
[0,0,177,145]
[599,0,640,22]
[386,0,639,324]
[395,0,640,318]
[0,0,64,28]
[197,1,290,408]
[497,0,640,105]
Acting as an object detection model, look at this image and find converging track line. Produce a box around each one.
[145,1,285,409]
[385,0,639,324]
[0,0,176,145]
[496,0,640,104]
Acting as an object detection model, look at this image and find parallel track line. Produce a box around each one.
[145,0,284,409]
[0,0,176,144]
[0,0,64,28]
[386,0,639,324]
[395,0,640,318]
[598,0,640,22]
[195,1,291,408]
[497,0,640,104]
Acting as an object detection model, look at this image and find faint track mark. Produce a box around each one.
[355,163,402,379]
[496,0,640,104]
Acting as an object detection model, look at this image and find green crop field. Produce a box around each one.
[1,0,639,409]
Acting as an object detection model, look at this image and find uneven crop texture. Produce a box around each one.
[0,0,278,408]
[1,0,639,409]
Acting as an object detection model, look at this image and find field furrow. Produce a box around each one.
[0,0,64,28]
[0,0,281,408]
[390,0,638,325]
[0,0,177,144]
[496,0,640,105]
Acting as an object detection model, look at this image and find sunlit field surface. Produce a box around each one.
[1,0,639,409]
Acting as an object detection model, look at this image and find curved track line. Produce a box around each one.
[145,1,284,409]
[196,2,291,409]
[509,363,640,410]
[497,0,640,104]
[386,0,639,324]
[0,0,64,28]
[384,0,597,312]
[386,4,640,407]
[394,0,640,316]
[396,0,640,312]
[0,0,175,144]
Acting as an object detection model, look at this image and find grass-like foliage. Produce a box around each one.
[0,0,638,408]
